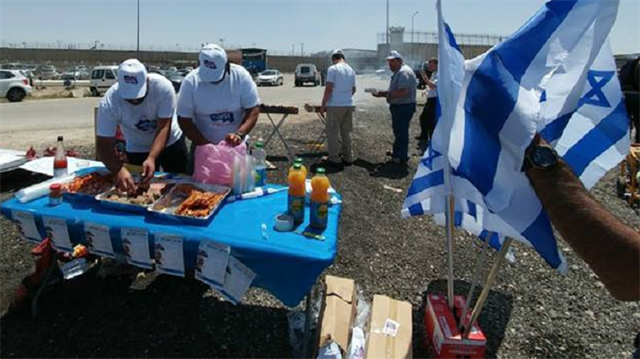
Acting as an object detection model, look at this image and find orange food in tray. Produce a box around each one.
[66,172,113,195]
[175,189,226,218]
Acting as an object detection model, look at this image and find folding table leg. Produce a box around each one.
[264,113,295,161]
[311,113,327,155]
[302,284,320,358]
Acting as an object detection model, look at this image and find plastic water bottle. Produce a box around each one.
[253,140,267,187]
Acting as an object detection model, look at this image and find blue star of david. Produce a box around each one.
[578,70,614,108]
[421,146,442,170]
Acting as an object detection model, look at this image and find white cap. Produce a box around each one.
[198,44,227,82]
[386,50,403,60]
[331,49,344,56]
[117,59,148,99]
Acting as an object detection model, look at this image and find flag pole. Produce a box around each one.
[457,231,492,331]
[462,237,513,338]
[445,194,456,310]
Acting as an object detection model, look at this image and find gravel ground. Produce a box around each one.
[1,104,639,358]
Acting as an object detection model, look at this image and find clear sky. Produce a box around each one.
[1,0,638,55]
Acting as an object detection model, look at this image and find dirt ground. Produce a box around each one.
[1,104,639,358]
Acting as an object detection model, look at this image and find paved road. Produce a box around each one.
[0,97,100,133]
[0,74,388,133]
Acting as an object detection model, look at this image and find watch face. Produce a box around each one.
[531,146,558,169]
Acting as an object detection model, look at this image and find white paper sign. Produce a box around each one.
[43,217,73,252]
[194,241,230,288]
[121,228,152,269]
[12,210,41,242]
[154,233,185,277]
[221,256,256,305]
[19,156,104,177]
[84,222,114,258]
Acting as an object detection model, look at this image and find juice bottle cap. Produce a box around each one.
[49,183,62,190]
[293,163,302,169]
[255,141,264,148]
[294,157,303,164]
[316,167,326,175]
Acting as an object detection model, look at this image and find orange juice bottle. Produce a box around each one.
[288,163,306,224]
[310,167,330,230]
[289,158,307,179]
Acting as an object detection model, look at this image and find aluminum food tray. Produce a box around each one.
[62,169,113,203]
[96,181,175,214]
[148,183,231,225]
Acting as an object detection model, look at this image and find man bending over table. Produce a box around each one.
[97,59,187,192]
[177,44,261,173]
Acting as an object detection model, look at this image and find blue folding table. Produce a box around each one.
[0,184,341,308]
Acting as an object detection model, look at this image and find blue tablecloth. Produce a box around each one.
[0,185,341,307]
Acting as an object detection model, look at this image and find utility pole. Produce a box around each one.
[300,43,304,57]
[291,43,295,56]
[136,0,140,57]
[411,11,419,62]
[386,0,390,48]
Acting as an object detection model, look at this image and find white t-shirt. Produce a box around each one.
[97,73,182,153]
[427,71,438,99]
[326,62,356,107]
[177,64,260,144]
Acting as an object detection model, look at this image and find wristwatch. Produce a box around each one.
[234,131,246,140]
[522,144,559,172]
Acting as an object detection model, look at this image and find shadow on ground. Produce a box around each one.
[414,279,514,358]
[0,273,292,358]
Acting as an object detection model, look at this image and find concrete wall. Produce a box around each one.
[377,43,492,63]
[0,47,333,72]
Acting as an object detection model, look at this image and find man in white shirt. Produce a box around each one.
[177,44,261,168]
[418,58,438,144]
[97,59,186,192]
[320,49,357,167]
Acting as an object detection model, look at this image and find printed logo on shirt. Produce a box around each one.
[134,118,157,132]
[209,112,235,123]
[203,60,217,69]
[124,75,139,85]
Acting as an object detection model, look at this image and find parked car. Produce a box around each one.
[166,72,185,93]
[89,66,118,96]
[294,64,321,87]
[256,69,284,86]
[0,70,32,102]
[37,64,59,80]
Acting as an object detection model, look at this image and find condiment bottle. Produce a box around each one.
[53,136,68,178]
[310,167,330,229]
[288,163,306,224]
[49,183,63,206]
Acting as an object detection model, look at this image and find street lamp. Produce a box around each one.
[136,0,140,57]
[386,0,390,47]
[411,11,419,62]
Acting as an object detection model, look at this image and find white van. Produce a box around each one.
[89,66,118,96]
[294,63,321,87]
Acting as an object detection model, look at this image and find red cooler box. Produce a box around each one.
[424,294,487,358]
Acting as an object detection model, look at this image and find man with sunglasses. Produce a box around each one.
[177,43,260,171]
[97,59,187,192]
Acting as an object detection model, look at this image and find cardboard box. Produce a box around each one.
[317,275,358,355]
[365,295,413,359]
[424,294,486,359]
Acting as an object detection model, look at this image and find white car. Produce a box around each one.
[256,70,284,86]
[0,70,32,102]
[89,66,118,96]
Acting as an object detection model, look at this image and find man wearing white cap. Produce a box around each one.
[372,51,417,164]
[319,49,357,168]
[97,59,186,192]
[177,44,260,166]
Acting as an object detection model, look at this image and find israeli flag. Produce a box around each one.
[403,0,626,272]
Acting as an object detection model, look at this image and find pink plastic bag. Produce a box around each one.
[193,141,247,186]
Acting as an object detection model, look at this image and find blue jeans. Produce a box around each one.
[390,103,416,161]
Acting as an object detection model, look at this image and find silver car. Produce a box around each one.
[256,70,284,86]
